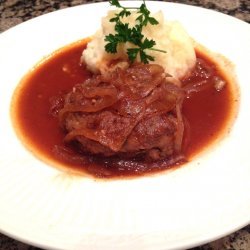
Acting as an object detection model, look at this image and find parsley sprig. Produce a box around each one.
[104,0,166,64]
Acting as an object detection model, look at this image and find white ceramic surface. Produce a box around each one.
[0,2,249,250]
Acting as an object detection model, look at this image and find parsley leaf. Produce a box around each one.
[136,3,159,27]
[108,0,121,8]
[105,0,166,64]
[104,34,119,53]
[127,48,140,62]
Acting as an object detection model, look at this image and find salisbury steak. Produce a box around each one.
[58,63,185,161]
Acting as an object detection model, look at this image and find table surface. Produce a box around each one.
[0,0,249,249]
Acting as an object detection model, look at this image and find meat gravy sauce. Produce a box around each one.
[11,40,237,178]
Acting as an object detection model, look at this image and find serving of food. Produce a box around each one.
[0,1,249,250]
[11,0,237,178]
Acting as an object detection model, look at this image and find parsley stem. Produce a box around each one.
[149,48,167,53]
[125,7,140,9]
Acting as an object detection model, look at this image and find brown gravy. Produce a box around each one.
[11,40,238,178]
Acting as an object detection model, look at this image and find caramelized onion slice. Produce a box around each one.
[112,63,165,99]
[145,82,184,115]
[184,79,211,96]
[174,100,185,153]
[64,111,141,152]
[59,84,118,122]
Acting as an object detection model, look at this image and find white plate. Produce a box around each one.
[0,2,250,250]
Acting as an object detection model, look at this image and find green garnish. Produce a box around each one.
[105,0,166,64]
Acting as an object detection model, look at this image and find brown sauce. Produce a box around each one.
[11,40,238,178]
